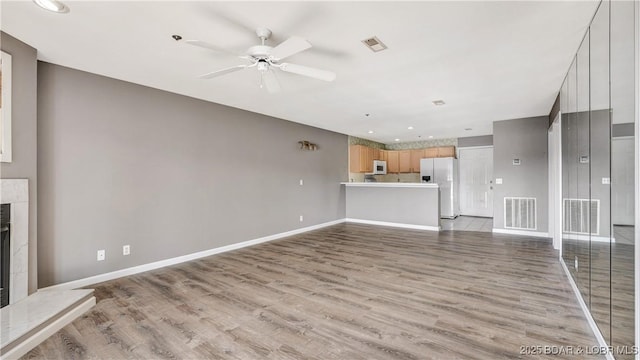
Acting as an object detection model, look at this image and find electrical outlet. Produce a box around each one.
[123,245,130,256]
[495,178,503,184]
[299,179,304,186]
[299,215,303,222]
[97,249,106,261]
[602,177,610,185]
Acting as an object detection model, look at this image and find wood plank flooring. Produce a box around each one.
[24,224,601,359]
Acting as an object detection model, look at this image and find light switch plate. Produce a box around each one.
[602,177,611,185]
[512,159,521,166]
[495,178,503,184]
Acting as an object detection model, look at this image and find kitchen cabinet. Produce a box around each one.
[349,145,385,173]
[410,149,425,172]
[350,145,456,173]
[424,146,457,159]
[398,150,411,173]
[386,151,400,173]
[437,146,456,158]
[373,148,383,161]
[424,147,438,158]
[349,145,373,173]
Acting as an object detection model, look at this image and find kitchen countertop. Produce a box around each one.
[341,182,439,188]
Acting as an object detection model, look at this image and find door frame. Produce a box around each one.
[457,145,494,217]
[548,113,562,251]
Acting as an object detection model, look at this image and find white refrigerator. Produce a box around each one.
[420,157,459,219]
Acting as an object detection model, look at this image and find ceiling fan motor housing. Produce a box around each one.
[248,45,273,60]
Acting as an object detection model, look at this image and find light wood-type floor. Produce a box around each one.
[441,216,493,232]
[24,224,602,359]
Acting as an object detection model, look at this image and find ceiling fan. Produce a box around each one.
[184,28,336,93]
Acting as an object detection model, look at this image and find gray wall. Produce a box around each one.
[612,122,634,137]
[37,62,348,287]
[0,32,38,293]
[493,116,549,233]
[458,135,493,148]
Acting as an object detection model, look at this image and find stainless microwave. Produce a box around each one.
[372,160,387,175]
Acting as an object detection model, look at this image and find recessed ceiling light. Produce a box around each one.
[432,100,446,106]
[395,138,400,142]
[33,0,69,13]
[465,128,472,131]
[428,135,434,139]
[368,130,374,134]
[407,126,414,130]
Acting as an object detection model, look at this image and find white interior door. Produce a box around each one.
[459,147,493,217]
[612,137,635,225]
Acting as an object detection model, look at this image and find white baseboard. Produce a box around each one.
[0,296,96,360]
[561,233,615,243]
[345,218,440,232]
[492,228,550,238]
[559,259,614,360]
[40,219,346,291]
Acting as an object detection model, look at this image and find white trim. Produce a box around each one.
[635,0,640,355]
[549,114,562,250]
[562,233,615,243]
[40,219,346,291]
[345,218,440,232]
[456,145,494,159]
[491,228,550,238]
[341,182,439,188]
[0,296,96,360]
[0,51,12,163]
[560,260,614,360]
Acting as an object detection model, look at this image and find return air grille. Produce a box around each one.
[504,197,537,230]
[563,198,600,235]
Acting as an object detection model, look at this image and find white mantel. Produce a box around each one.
[1,179,29,304]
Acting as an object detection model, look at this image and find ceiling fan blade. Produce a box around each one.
[185,40,241,57]
[198,65,246,79]
[262,70,281,94]
[269,37,312,61]
[279,63,336,82]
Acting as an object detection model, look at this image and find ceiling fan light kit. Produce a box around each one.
[184,27,336,93]
[33,0,69,13]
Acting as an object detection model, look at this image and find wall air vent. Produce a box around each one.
[504,197,537,230]
[362,36,387,52]
[563,198,600,235]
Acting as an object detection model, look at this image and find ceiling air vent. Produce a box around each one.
[362,36,387,52]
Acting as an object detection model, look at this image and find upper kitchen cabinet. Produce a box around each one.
[398,150,411,173]
[410,149,425,172]
[349,145,373,173]
[424,147,438,158]
[437,146,456,158]
[386,151,400,173]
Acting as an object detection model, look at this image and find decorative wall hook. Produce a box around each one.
[298,140,318,151]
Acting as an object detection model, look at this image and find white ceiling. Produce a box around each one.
[2,0,599,143]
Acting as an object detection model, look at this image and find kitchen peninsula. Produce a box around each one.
[342,182,441,231]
